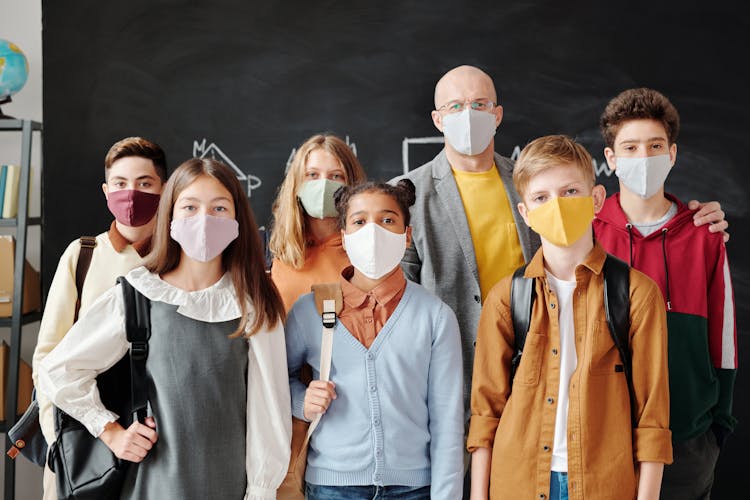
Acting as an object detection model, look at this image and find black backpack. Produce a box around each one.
[48,276,151,500]
[509,254,636,425]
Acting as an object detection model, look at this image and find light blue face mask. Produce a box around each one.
[297,179,345,219]
[614,154,673,199]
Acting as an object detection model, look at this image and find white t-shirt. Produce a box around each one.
[546,271,578,472]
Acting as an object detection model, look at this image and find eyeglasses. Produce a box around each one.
[436,98,497,114]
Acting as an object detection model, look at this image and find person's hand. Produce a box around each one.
[689,200,729,242]
[303,380,337,421]
[99,416,158,462]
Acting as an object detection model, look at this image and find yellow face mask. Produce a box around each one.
[526,196,595,247]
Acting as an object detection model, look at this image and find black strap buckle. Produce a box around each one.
[130,339,149,360]
[322,312,336,329]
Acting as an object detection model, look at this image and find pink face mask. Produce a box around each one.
[170,214,239,262]
[107,189,161,227]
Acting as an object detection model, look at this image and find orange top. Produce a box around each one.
[338,266,407,349]
[271,233,351,312]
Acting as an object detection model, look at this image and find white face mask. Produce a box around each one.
[343,223,407,279]
[441,108,497,156]
[614,154,673,199]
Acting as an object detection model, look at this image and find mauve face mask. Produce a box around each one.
[170,214,239,262]
[106,189,161,227]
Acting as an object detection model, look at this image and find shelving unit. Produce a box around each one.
[0,119,42,500]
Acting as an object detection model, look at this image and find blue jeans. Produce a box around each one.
[550,471,569,500]
[306,484,430,500]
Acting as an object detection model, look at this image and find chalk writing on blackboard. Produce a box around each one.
[193,139,262,196]
[402,137,614,178]
[284,136,358,173]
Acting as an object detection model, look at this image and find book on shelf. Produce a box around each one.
[0,165,7,213]
[1,164,20,218]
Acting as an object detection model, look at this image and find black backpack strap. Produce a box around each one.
[602,254,635,425]
[117,276,151,421]
[509,264,534,389]
[74,236,98,322]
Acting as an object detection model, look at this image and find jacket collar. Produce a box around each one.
[524,241,607,279]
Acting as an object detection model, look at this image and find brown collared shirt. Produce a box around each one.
[467,243,672,500]
[107,220,152,257]
[338,266,407,349]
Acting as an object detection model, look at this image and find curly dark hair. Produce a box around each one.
[599,88,680,149]
[333,179,416,229]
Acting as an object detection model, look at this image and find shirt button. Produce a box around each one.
[547,397,554,404]
[550,303,556,309]
[543,445,550,452]
[474,295,481,303]
[370,386,377,392]
[365,318,373,323]
[552,348,558,355]
[376,449,382,456]
[367,353,374,360]
[374,418,380,426]
[539,495,546,499]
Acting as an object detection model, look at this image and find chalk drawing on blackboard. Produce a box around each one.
[402,137,445,175]
[193,139,262,196]
[285,136,358,173]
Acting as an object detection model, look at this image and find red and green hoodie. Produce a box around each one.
[594,193,737,443]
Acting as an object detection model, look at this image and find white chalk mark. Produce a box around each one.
[193,139,262,196]
[402,137,445,174]
[284,136,358,173]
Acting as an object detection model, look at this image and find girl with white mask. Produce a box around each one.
[38,158,291,500]
[270,134,366,312]
[285,180,465,500]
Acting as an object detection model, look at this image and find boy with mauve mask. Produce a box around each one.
[31,136,167,500]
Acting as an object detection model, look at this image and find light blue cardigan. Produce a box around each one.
[285,280,464,499]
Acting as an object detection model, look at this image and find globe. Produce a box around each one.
[0,39,29,102]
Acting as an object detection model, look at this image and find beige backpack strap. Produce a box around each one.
[304,283,343,441]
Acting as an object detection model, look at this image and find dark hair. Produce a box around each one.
[333,179,416,229]
[145,157,285,337]
[599,88,680,149]
[104,136,168,182]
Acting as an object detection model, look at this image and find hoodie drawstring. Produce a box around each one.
[661,228,672,311]
[626,223,634,267]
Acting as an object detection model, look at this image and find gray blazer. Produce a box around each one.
[393,149,539,415]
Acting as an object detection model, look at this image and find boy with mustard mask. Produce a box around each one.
[467,135,672,500]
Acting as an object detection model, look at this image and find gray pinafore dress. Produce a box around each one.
[120,300,248,499]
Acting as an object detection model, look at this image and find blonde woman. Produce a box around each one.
[270,134,366,311]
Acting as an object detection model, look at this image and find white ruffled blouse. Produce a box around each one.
[38,266,292,500]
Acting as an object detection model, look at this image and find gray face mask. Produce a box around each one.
[614,154,673,199]
[297,179,345,219]
[441,108,497,155]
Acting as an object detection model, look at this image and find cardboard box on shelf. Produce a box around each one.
[0,235,41,318]
[0,341,33,420]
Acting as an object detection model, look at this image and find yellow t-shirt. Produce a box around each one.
[452,165,525,300]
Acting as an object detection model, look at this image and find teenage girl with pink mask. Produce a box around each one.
[38,158,291,500]
[285,180,465,500]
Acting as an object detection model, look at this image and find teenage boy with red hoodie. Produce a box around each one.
[593,88,737,500]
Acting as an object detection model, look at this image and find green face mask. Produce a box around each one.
[297,179,345,219]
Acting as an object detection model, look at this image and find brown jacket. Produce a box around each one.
[467,243,672,500]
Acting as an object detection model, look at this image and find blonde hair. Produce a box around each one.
[269,134,366,268]
[513,135,595,198]
[146,158,285,337]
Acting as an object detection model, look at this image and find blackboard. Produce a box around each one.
[42,0,748,496]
